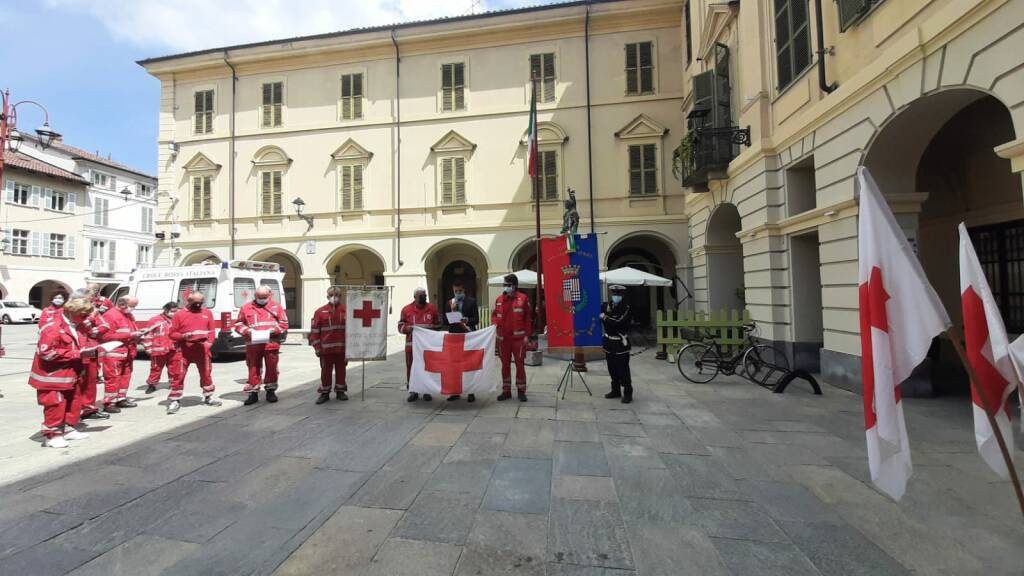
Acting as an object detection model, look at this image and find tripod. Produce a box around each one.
[557,358,592,400]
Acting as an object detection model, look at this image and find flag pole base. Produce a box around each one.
[557,360,592,400]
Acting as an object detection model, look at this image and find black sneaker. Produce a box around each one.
[467,394,476,403]
[497,392,512,401]
[336,391,348,401]
[316,393,330,405]
[407,392,420,402]
[116,399,138,408]
[448,395,461,402]
[266,390,278,403]
[604,391,621,399]
[244,392,260,406]
[82,411,110,420]
[145,385,157,394]
[423,394,433,402]
[518,392,528,402]
[104,404,121,414]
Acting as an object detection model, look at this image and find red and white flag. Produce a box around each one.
[410,325,497,396]
[858,166,951,500]
[959,223,1017,478]
[346,289,388,360]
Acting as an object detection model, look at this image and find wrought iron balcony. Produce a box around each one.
[673,125,751,191]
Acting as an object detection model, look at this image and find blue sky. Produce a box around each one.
[0,0,558,175]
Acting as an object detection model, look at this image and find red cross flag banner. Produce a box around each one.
[345,288,388,360]
[409,325,497,396]
[958,223,1017,479]
[858,166,951,501]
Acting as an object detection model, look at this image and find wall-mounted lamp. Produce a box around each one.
[292,197,314,230]
[120,187,133,202]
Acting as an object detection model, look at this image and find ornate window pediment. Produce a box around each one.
[251,145,292,167]
[520,122,569,146]
[431,130,476,154]
[331,138,373,162]
[615,114,669,140]
[182,152,221,173]
[697,3,738,63]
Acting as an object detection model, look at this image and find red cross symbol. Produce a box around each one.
[424,334,485,395]
[353,300,382,327]
[859,265,893,431]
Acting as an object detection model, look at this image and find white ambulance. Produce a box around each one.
[111,260,287,357]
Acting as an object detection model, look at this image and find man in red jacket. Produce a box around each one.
[30,297,96,448]
[234,286,289,406]
[398,287,439,402]
[87,283,114,315]
[100,296,142,413]
[492,273,532,401]
[143,301,180,394]
[166,292,221,414]
[309,286,347,404]
[76,288,110,421]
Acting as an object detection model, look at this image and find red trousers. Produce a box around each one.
[147,353,180,385]
[318,354,348,393]
[170,345,214,400]
[38,389,81,438]
[499,337,527,393]
[101,353,132,405]
[243,345,279,392]
[80,359,100,416]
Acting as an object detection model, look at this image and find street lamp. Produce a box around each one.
[0,88,61,185]
[120,187,133,202]
[292,197,314,230]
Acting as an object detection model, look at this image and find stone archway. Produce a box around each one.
[180,250,222,266]
[605,233,680,330]
[425,240,489,309]
[325,245,386,288]
[251,249,304,327]
[704,204,744,313]
[28,280,72,310]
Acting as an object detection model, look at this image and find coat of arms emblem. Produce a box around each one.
[559,264,588,314]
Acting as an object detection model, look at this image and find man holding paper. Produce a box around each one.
[234,286,289,406]
[166,292,222,414]
[441,280,478,402]
[100,296,142,413]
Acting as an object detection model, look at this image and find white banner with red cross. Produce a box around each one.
[346,289,389,361]
[410,325,497,396]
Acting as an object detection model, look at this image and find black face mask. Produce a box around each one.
[416,295,427,305]
[189,303,202,311]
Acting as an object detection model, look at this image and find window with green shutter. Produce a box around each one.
[532,150,558,201]
[529,53,556,103]
[441,63,466,111]
[261,81,283,127]
[194,89,214,133]
[260,170,283,215]
[340,73,363,120]
[837,0,883,32]
[774,0,811,91]
[192,175,212,220]
[340,164,364,211]
[628,144,657,196]
[440,157,466,205]
[625,42,655,95]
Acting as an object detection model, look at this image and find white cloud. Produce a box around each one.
[44,0,504,53]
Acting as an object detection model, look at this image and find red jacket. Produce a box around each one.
[102,307,139,357]
[94,297,114,315]
[80,311,109,348]
[234,299,289,350]
[398,302,439,344]
[28,314,82,391]
[309,303,347,356]
[492,291,532,340]
[170,307,216,351]
[143,314,174,356]
[38,305,63,328]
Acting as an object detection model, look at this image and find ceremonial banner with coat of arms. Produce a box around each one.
[541,233,603,351]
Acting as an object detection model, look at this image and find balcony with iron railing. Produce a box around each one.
[90,259,114,275]
[672,122,750,191]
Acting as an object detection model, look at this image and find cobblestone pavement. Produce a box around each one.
[0,323,1022,575]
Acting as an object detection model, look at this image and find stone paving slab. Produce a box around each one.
[482,457,552,515]
[67,535,199,576]
[273,505,402,576]
[548,497,634,570]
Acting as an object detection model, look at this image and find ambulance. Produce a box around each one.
[110,260,287,357]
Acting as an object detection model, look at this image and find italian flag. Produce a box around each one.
[527,77,538,178]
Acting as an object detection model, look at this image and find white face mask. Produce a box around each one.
[125,307,135,314]
[504,286,515,295]
[328,296,339,305]
[52,298,65,306]
[255,298,268,306]
[165,310,176,318]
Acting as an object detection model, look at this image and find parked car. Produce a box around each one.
[0,301,42,324]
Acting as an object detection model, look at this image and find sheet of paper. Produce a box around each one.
[446,312,463,325]
[250,329,271,344]
[98,341,123,352]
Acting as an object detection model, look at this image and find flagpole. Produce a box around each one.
[531,73,544,341]
[946,327,1024,518]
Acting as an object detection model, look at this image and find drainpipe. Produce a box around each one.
[814,0,836,94]
[391,29,404,267]
[223,51,238,259]
[585,1,595,234]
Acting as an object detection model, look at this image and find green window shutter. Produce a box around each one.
[203,177,212,219]
[455,158,466,205]
[353,165,363,210]
[273,171,282,214]
[341,166,352,211]
[774,0,811,90]
[838,0,870,32]
[543,53,556,102]
[273,83,283,126]
[193,177,202,219]
[442,64,453,111]
[628,145,642,195]
[454,63,465,110]
[543,151,558,200]
[692,70,714,125]
[642,144,657,194]
[775,0,793,89]
[530,54,541,101]
[625,44,639,94]
[262,83,272,126]
[341,76,352,119]
[639,41,654,93]
[712,43,732,128]
[194,91,204,133]
[352,74,363,119]
[261,172,272,215]
[441,158,453,204]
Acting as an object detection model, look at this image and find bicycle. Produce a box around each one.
[675,322,789,385]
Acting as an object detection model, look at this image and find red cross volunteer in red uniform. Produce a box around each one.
[100,296,142,412]
[234,286,289,405]
[399,287,439,402]
[37,289,69,328]
[166,292,222,414]
[310,287,348,404]
[143,301,180,394]
[77,288,110,421]
[492,273,532,401]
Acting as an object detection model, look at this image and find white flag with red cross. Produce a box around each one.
[858,166,951,501]
[410,325,497,396]
[958,223,1017,479]
[346,289,388,361]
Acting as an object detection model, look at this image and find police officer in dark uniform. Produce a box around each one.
[601,284,633,403]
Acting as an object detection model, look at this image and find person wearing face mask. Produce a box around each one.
[492,274,532,401]
[441,280,479,402]
[166,292,222,414]
[38,289,69,329]
[309,287,348,404]
[601,285,633,404]
[87,283,114,315]
[399,287,439,402]
[142,302,180,394]
[234,286,289,406]
[100,296,142,412]
[73,288,110,421]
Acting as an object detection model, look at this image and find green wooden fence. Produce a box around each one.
[479,306,492,329]
[656,309,751,359]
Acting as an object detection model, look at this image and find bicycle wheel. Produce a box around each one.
[742,344,789,386]
[677,343,719,383]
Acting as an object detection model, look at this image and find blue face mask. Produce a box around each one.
[611,295,622,305]
[455,293,465,301]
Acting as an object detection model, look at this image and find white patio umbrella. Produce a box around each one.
[487,269,538,288]
[600,266,672,287]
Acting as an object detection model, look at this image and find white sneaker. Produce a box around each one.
[44,436,70,448]
[64,430,89,441]
[166,400,180,415]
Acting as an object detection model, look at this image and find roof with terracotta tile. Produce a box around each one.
[4,151,90,185]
